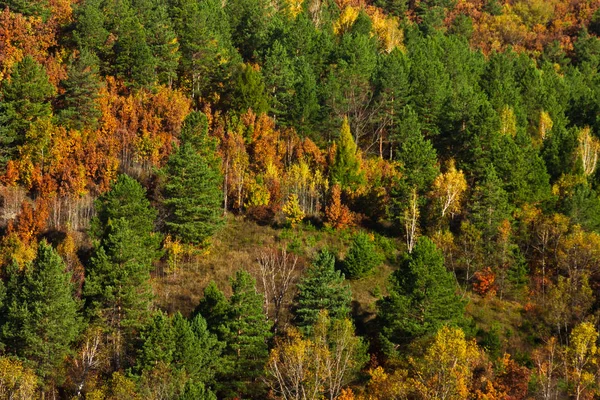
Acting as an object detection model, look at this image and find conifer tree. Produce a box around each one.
[469,166,513,243]
[193,281,229,333]
[0,56,55,167]
[343,231,383,279]
[57,49,103,131]
[1,241,81,379]
[395,106,439,193]
[84,175,160,368]
[295,250,352,329]
[73,0,109,53]
[330,117,363,190]
[377,237,466,355]
[219,270,271,398]
[163,112,224,245]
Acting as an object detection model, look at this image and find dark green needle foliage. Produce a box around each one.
[377,237,466,356]
[343,231,383,279]
[162,111,224,245]
[0,56,55,168]
[295,249,352,329]
[0,241,81,379]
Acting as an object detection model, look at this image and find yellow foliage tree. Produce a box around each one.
[566,322,599,400]
[411,326,483,400]
[266,311,367,400]
[0,357,38,399]
[431,159,468,219]
[499,105,517,137]
[578,127,600,176]
[334,6,359,35]
[282,193,305,226]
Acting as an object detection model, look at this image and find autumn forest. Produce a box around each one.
[2,0,600,398]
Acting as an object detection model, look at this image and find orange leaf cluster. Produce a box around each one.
[325,184,354,230]
[473,267,497,297]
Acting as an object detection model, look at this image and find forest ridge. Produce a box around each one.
[1,0,600,398]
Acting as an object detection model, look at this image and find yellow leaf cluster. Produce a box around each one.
[282,193,305,226]
[411,326,482,400]
[334,6,359,35]
[431,159,467,219]
[0,357,38,399]
[578,127,600,176]
[370,9,404,53]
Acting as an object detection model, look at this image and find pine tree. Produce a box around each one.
[0,56,55,168]
[295,250,352,329]
[113,14,156,87]
[343,232,383,279]
[132,0,180,86]
[84,219,155,366]
[91,174,160,256]
[193,281,229,333]
[395,106,439,193]
[136,312,222,389]
[377,237,466,355]
[330,117,363,190]
[219,270,271,398]
[57,49,103,131]
[73,0,109,53]
[1,241,81,379]
[163,112,224,245]
[84,175,160,368]
[469,166,513,243]
[173,313,223,385]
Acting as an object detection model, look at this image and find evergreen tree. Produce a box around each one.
[173,313,223,385]
[163,112,224,245]
[230,63,269,115]
[193,281,229,334]
[91,174,161,261]
[374,48,411,153]
[57,49,103,131]
[132,0,180,86]
[84,219,155,366]
[469,166,513,242]
[330,117,364,190]
[394,106,439,193]
[0,0,50,18]
[343,231,383,279]
[1,241,81,378]
[295,250,352,329]
[377,237,466,355]
[408,33,451,135]
[85,175,160,368]
[136,312,222,389]
[0,56,55,167]
[113,13,156,87]
[219,270,271,398]
[73,0,109,54]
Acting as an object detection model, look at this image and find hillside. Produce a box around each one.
[1,0,600,398]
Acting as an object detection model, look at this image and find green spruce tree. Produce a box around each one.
[343,231,383,279]
[219,270,271,398]
[57,49,103,131]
